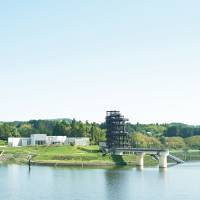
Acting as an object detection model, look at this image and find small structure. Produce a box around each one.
[99,141,107,152]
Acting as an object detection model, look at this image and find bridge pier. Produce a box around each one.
[136,152,145,167]
[159,150,169,168]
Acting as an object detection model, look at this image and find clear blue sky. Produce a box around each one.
[0,0,200,124]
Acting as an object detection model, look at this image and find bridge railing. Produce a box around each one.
[115,147,168,153]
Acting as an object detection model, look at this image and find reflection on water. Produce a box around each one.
[136,165,144,171]
[104,168,133,200]
[0,162,200,200]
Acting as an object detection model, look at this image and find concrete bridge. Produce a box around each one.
[114,148,184,168]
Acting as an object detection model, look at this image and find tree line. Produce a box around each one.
[127,123,200,138]
[131,133,200,150]
[127,123,200,149]
[1,119,200,148]
[0,119,106,145]
[164,123,200,138]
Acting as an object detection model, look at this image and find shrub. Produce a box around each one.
[165,137,186,149]
[132,132,161,148]
[0,140,7,146]
[185,136,200,149]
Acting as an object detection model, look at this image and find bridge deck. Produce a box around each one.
[115,148,168,153]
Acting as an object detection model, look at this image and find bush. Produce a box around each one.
[0,140,7,146]
[132,132,161,148]
[165,137,186,149]
[185,136,200,149]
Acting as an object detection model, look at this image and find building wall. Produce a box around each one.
[30,134,47,145]
[21,138,30,146]
[8,138,21,147]
[47,136,67,145]
[8,135,90,147]
[65,137,90,146]
[65,137,75,145]
[75,138,90,146]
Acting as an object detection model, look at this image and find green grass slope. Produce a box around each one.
[0,145,157,166]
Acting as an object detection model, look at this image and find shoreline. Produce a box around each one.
[1,145,200,168]
[31,161,123,167]
[2,159,200,168]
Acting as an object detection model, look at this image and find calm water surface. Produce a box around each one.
[0,162,199,200]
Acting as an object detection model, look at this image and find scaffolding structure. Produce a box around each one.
[105,111,131,149]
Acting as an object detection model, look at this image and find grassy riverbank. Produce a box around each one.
[1,145,200,167]
[0,145,157,166]
[170,149,200,161]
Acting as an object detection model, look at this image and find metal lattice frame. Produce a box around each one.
[106,111,131,149]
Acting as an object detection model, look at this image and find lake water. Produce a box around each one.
[0,162,199,200]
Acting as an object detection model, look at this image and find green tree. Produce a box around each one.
[185,136,200,149]
[0,123,19,140]
[18,123,33,137]
[165,137,186,149]
[53,120,70,136]
[89,123,106,144]
[132,132,161,148]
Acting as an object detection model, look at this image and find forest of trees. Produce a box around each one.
[1,119,200,148]
[164,123,200,138]
[126,123,200,138]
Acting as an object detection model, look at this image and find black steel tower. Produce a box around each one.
[105,111,131,149]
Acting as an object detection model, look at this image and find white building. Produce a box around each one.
[65,137,90,146]
[21,138,31,146]
[47,136,67,145]
[31,134,47,145]
[8,137,21,147]
[8,134,90,147]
